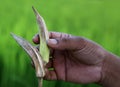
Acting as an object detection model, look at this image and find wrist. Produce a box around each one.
[100,52,120,87]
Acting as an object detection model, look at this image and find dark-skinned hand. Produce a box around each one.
[33,32,120,87]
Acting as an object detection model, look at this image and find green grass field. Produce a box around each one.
[0,0,120,87]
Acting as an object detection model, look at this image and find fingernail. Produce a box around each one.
[48,39,57,45]
[32,34,39,44]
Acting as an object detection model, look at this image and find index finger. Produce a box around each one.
[49,32,71,39]
[32,32,71,44]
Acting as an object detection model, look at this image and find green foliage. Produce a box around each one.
[0,0,120,87]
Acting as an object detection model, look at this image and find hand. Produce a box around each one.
[32,32,107,84]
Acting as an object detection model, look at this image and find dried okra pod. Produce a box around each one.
[32,7,50,64]
[11,7,50,87]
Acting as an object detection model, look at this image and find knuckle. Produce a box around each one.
[61,34,72,43]
[61,37,68,43]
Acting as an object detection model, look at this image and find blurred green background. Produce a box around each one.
[0,0,120,87]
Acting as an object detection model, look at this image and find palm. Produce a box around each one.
[52,50,101,84]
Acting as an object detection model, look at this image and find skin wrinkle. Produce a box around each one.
[102,54,120,87]
[64,51,80,82]
[72,39,106,65]
[78,40,96,54]
[49,32,71,39]
[53,50,65,81]
[66,62,101,83]
[72,38,91,53]
[64,51,68,82]
[98,55,107,86]
[52,51,58,80]
[99,53,120,87]
[101,56,112,87]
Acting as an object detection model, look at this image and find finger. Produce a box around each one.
[44,69,57,80]
[32,34,40,44]
[32,32,59,44]
[47,36,86,50]
[32,32,69,44]
[49,32,71,39]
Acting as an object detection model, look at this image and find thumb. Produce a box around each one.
[47,37,86,50]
